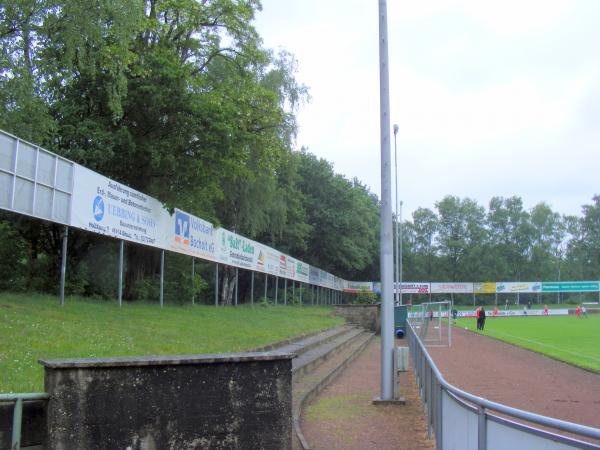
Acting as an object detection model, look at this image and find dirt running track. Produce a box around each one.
[428,326,600,429]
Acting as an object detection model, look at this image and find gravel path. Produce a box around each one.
[428,326,600,428]
[301,338,435,450]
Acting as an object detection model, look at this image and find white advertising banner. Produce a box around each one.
[254,243,280,275]
[168,208,216,261]
[430,282,473,294]
[294,260,310,283]
[396,282,430,294]
[217,228,259,270]
[496,282,542,293]
[70,165,170,247]
[345,281,373,293]
[456,308,569,318]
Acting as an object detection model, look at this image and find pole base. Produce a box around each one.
[372,396,406,405]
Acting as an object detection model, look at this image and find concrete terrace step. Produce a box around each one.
[291,327,366,377]
[291,331,375,450]
[274,325,354,357]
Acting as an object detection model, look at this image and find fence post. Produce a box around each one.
[11,398,23,450]
[159,250,164,308]
[191,257,195,305]
[264,274,268,303]
[436,381,443,450]
[251,271,254,306]
[235,267,239,306]
[59,226,68,307]
[215,263,219,306]
[118,240,124,307]
[478,405,487,450]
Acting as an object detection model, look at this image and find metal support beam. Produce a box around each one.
[284,278,287,305]
[215,263,219,306]
[235,267,239,306]
[11,398,23,450]
[191,258,195,305]
[264,274,268,303]
[292,281,295,305]
[275,277,279,305]
[251,271,254,305]
[59,226,68,307]
[118,240,124,307]
[160,250,165,308]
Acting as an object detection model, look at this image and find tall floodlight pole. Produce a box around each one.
[393,124,399,306]
[378,0,394,401]
[399,200,403,306]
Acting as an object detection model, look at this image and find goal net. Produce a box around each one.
[407,301,452,347]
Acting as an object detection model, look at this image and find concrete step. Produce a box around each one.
[274,325,354,358]
[291,327,366,377]
[291,331,375,450]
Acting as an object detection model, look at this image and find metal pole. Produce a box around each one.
[275,277,279,305]
[311,285,314,305]
[300,283,303,305]
[393,124,399,306]
[235,267,239,306]
[264,274,268,303]
[251,271,254,305]
[292,281,295,304]
[378,0,395,401]
[160,250,164,308]
[284,278,287,305]
[118,240,124,307]
[11,398,22,450]
[59,226,68,307]
[215,263,219,306]
[191,257,195,305]
[399,200,403,306]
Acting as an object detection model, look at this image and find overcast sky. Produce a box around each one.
[253,0,600,221]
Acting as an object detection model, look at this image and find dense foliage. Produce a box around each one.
[402,195,600,290]
[1,2,598,304]
[0,0,380,302]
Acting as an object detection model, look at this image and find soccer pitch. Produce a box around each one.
[459,315,600,372]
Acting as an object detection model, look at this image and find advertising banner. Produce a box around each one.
[71,165,170,247]
[309,266,320,285]
[320,271,333,289]
[541,282,599,293]
[255,244,280,275]
[430,282,473,294]
[396,282,430,294]
[169,209,216,261]
[345,281,373,293]
[295,260,310,283]
[474,282,496,294]
[217,228,258,270]
[496,282,541,293]
[456,308,570,318]
[278,254,293,279]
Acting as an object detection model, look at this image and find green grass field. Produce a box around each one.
[0,292,344,393]
[458,314,600,372]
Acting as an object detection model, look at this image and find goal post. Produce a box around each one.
[407,300,452,347]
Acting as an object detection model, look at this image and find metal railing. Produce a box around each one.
[0,393,48,450]
[407,322,600,450]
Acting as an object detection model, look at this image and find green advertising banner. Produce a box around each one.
[541,282,599,293]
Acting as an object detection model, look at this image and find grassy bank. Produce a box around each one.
[0,292,344,392]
